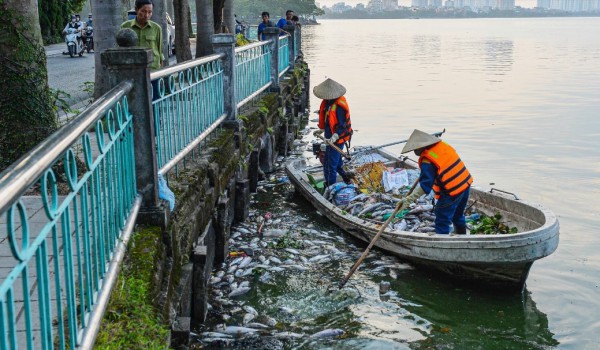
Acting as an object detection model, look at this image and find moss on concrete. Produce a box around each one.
[95,226,169,349]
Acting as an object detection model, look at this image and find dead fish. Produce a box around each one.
[235,227,252,235]
[239,256,253,268]
[243,313,255,325]
[265,316,278,327]
[393,219,408,231]
[283,264,309,271]
[243,305,258,315]
[221,326,260,335]
[358,202,387,217]
[259,272,271,283]
[417,226,436,233]
[278,306,294,314]
[409,204,434,214]
[274,331,304,338]
[284,248,301,255]
[209,277,221,284]
[228,287,251,297]
[269,256,282,264]
[201,332,232,338]
[310,328,345,338]
[246,322,269,329]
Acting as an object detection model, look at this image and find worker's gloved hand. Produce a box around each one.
[330,133,340,144]
[313,129,324,137]
[320,143,327,151]
[398,198,409,212]
[402,184,426,206]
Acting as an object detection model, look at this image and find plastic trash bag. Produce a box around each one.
[382,168,409,192]
[158,173,175,211]
[325,182,358,207]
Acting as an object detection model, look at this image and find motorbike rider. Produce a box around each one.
[82,13,94,51]
[62,15,83,54]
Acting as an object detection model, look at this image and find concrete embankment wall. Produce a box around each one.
[126,62,310,347]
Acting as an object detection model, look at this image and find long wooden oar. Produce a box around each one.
[314,132,351,160]
[338,178,419,289]
[350,129,445,157]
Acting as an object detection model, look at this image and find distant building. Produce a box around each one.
[536,0,600,11]
[496,0,515,10]
[367,0,384,12]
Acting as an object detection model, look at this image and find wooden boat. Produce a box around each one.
[285,149,559,292]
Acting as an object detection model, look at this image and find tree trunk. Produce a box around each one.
[92,0,128,99]
[195,0,214,58]
[0,0,57,170]
[223,0,234,35]
[213,0,225,33]
[153,0,170,67]
[174,0,192,62]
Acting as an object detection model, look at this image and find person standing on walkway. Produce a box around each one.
[257,12,275,41]
[314,78,353,186]
[121,0,164,72]
[277,10,294,30]
[399,129,473,235]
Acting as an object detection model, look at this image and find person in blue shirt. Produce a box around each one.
[257,12,275,41]
[277,10,294,30]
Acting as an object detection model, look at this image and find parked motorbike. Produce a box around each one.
[83,26,94,53]
[64,27,85,57]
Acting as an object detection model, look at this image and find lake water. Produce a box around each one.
[301,17,600,349]
[198,17,600,349]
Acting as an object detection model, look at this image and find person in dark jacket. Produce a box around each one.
[399,129,473,235]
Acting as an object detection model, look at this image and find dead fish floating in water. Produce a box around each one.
[310,328,345,338]
[228,287,251,298]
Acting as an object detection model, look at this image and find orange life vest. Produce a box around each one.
[318,96,352,145]
[418,141,472,199]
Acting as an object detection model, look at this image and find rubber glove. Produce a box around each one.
[399,184,426,211]
[320,143,327,151]
[330,133,340,144]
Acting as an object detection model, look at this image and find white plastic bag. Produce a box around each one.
[382,168,409,192]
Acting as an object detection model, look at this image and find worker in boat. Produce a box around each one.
[399,129,473,235]
[313,78,353,187]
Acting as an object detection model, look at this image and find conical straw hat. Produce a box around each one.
[313,78,346,100]
[401,129,441,154]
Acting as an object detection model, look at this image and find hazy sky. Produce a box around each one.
[317,0,538,8]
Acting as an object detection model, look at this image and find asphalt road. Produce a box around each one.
[46,42,188,110]
[47,47,95,110]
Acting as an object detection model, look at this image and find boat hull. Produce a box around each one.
[285,152,559,292]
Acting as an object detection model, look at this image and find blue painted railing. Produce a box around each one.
[151,54,227,175]
[0,81,140,350]
[235,41,272,108]
[278,36,290,76]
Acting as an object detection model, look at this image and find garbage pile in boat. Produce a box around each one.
[309,150,517,235]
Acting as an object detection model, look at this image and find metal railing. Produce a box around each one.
[278,35,290,77]
[0,81,140,349]
[150,54,227,175]
[235,41,272,108]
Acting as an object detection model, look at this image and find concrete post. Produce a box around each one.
[101,29,167,227]
[211,34,237,121]
[284,25,296,69]
[264,27,280,92]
